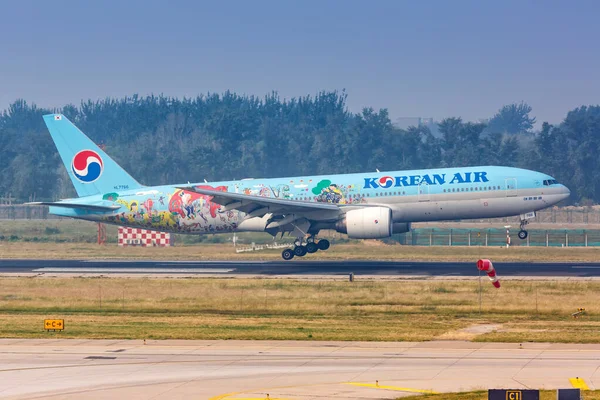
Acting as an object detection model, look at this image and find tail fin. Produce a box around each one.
[43,114,144,197]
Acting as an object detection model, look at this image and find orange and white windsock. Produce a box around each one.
[476,259,501,288]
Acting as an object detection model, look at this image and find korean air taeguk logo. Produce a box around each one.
[71,150,103,183]
[378,176,394,188]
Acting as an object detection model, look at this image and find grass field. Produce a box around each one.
[0,278,598,342]
[2,240,600,262]
[3,218,600,261]
[403,391,600,400]
[0,219,273,244]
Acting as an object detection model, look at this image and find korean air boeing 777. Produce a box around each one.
[32,114,570,260]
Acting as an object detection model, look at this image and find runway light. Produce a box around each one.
[476,259,501,288]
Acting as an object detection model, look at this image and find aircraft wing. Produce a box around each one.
[26,202,121,212]
[176,186,342,218]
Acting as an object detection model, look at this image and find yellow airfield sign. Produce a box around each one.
[44,319,64,331]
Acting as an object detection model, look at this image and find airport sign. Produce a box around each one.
[44,319,64,331]
[488,389,540,400]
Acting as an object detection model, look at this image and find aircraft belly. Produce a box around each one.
[391,194,548,222]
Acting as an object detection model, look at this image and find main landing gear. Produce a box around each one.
[281,237,330,260]
[518,219,529,240]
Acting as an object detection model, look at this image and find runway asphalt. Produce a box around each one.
[0,339,597,399]
[1,259,600,277]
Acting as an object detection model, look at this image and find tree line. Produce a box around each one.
[0,92,596,204]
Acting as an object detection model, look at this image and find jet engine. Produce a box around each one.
[336,207,393,239]
[392,222,412,234]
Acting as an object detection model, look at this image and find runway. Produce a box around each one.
[0,339,597,399]
[2,259,600,277]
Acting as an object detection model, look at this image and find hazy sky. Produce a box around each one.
[1,0,598,125]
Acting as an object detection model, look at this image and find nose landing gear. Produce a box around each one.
[518,219,529,240]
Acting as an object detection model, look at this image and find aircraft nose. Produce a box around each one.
[559,185,571,201]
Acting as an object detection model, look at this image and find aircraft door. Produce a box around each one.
[418,182,430,202]
[505,178,518,197]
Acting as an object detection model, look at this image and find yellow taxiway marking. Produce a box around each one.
[345,382,438,394]
[570,377,590,390]
[209,393,289,400]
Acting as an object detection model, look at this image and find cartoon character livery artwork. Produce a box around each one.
[31,114,571,260]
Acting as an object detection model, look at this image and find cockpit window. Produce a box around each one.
[543,179,558,186]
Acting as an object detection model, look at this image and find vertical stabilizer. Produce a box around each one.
[43,114,143,197]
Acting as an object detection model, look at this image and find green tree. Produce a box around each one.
[487,102,536,135]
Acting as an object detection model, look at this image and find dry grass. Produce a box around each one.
[0,278,598,342]
[2,241,600,262]
[402,391,600,400]
[2,219,600,262]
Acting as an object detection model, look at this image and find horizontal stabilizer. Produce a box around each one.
[26,202,121,212]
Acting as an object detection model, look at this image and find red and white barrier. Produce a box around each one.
[476,259,500,288]
[118,227,170,247]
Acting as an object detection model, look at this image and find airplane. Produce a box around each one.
[30,114,571,260]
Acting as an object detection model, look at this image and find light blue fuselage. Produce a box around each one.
[50,166,570,235]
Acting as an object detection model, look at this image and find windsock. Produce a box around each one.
[476,259,501,288]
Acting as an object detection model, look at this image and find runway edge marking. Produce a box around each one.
[345,382,438,394]
[569,377,590,390]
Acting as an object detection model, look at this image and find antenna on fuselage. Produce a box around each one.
[376,169,380,173]
[204,179,208,183]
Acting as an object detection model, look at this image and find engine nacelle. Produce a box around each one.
[237,215,270,231]
[336,207,393,239]
[392,222,412,234]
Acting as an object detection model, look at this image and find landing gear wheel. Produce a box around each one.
[306,242,319,253]
[294,246,308,257]
[282,249,294,260]
[317,239,330,251]
[518,230,528,240]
